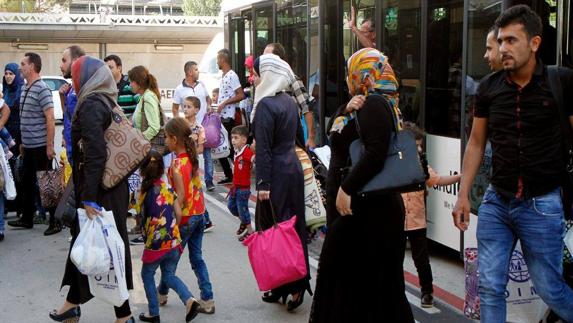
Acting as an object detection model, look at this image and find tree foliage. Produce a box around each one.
[183,0,222,16]
[0,0,71,13]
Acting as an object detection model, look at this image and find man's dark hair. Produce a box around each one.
[218,49,231,64]
[67,45,85,60]
[495,4,542,39]
[184,96,201,109]
[184,61,197,74]
[487,25,498,37]
[104,54,122,67]
[231,125,249,138]
[362,18,375,31]
[24,52,42,73]
[212,88,219,94]
[267,43,286,60]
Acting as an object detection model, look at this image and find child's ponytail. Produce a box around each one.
[139,150,165,194]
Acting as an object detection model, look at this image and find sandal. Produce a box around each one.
[238,231,252,242]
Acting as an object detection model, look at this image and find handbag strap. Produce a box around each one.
[255,196,277,232]
[352,94,399,140]
[20,79,42,115]
[547,65,573,174]
[140,98,165,133]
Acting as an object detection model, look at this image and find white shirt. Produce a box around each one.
[218,70,242,119]
[173,79,210,124]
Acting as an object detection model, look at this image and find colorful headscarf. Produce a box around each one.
[251,53,296,121]
[72,56,117,109]
[3,63,24,108]
[331,48,402,133]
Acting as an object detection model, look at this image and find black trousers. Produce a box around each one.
[219,117,235,179]
[66,286,131,318]
[405,228,434,294]
[21,146,56,226]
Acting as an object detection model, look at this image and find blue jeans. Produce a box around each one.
[227,188,251,225]
[477,185,573,322]
[204,208,212,226]
[203,149,213,183]
[159,214,213,301]
[141,248,192,317]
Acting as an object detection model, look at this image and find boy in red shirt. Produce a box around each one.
[227,125,254,242]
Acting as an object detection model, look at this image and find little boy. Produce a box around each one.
[183,96,215,233]
[227,125,254,241]
[401,121,461,308]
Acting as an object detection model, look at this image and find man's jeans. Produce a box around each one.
[203,148,213,184]
[141,248,192,317]
[477,185,573,322]
[227,188,251,225]
[159,214,213,301]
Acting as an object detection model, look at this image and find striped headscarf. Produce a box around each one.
[250,53,296,121]
[72,56,118,110]
[331,48,402,133]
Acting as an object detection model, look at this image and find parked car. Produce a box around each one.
[42,76,70,122]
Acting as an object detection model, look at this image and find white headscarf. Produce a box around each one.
[250,53,296,121]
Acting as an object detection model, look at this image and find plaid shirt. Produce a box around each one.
[290,76,311,115]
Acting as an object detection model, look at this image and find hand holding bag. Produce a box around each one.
[242,200,307,291]
[37,159,64,209]
[349,98,425,196]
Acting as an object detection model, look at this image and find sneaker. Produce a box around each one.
[236,223,247,237]
[421,293,434,308]
[197,299,215,314]
[217,177,232,185]
[238,231,252,242]
[44,224,62,236]
[204,222,215,233]
[130,236,145,245]
[7,219,32,229]
[186,299,200,322]
[206,181,215,191]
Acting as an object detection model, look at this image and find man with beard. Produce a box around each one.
[59,45,85,165]
[452,5,573,322]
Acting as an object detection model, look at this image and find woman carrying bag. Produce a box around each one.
[309,48,414,322]
[251,54,311,312]
[50,56,135,323]
[129,66,166,155]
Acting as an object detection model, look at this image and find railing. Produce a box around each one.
[0,12,221,27]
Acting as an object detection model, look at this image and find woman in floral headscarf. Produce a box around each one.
[50,56,135,323]
[309,48,414,323]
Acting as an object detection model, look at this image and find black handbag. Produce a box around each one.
[54,180,76,228]
[348,98,426,196]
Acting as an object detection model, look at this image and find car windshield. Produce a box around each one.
[43,78,67,91]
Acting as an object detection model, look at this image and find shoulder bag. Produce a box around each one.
[37,159,64,208]
[140,98,167,155]
[348,96,426,196]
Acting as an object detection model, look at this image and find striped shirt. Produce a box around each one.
[20,80,53,148]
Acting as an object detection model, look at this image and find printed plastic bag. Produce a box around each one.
[0,146,16,200]
[202,113,222,149]
[79,208,129,307]
[71,211,110,276]
[464,241,548,322]
[211,125,230,159]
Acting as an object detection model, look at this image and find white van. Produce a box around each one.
[198,32,224,95]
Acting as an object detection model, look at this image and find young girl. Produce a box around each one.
[158,117,215,315]
[138,150,200,323]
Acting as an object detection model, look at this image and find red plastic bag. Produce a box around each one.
[242,215,307,291]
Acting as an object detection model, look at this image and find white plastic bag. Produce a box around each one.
[211,125,230,159]
[71,210,110,276]
[0,145,16,200]
[80,208,129,307]
[565,225,573,257]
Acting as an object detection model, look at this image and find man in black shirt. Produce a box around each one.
[453,6,573,321]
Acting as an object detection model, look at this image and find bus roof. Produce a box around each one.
[221,0,266,13]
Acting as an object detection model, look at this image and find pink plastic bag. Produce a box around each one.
[242,215,307,291]
[202,113,222,149]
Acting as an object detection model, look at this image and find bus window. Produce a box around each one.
[380,0,422,124]
[425,0,464,139]
[254,5,274,57]
[276,0,308,83]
